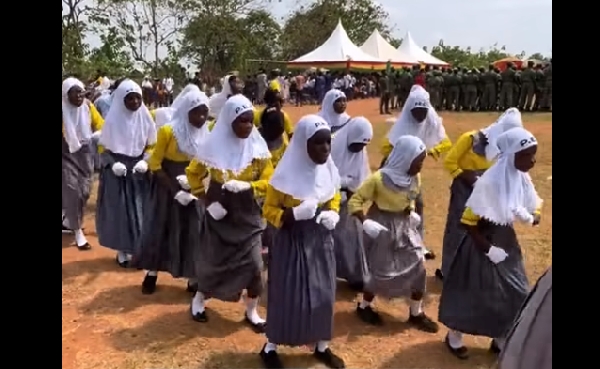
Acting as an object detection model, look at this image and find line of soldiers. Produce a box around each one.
[381,59,552,113]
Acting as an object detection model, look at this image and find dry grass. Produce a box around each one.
[62,99,552,369]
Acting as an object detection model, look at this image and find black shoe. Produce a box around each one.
[186,281,197,293]
[244,313,266,333]
[356,303,383,325]
[190,306,208,322]
[347,281,364,292]
[76,243,91,251]
[115,255,129,268]
[435,268,444,280]
[424,250,436,260]
[408,313,439,333]
[259,344,284,369]
[141,273,157,294]
[444,334,469,359]
[313,348,346,369]
[489,339,501,354]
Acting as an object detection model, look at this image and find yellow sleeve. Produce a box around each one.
[443,132,473,178]
[283,111,294,136]
[251,159,274,198]
[150,109,156,122]
[348,174,377,214]
[324,192,342,213]
[263,185,286,229]
[147,125,170,172]
[253,108,262,128]
[429,136,453,159]
[185,159,209,196]
[269,80,281,91]
[207,120,216,131]
[89,104,104,131]
[460,206,480,226]
[381,139,393,158]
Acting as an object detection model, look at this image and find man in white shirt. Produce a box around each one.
[163,76,174,105]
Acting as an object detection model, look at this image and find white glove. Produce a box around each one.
[315,210,340,230]
[92,130,102,140]
[132,160,148,174]
[340,176,353,188]
[222,180,251,193]
[486,245,508,264]
[292,199,319,221]
[408,211,421,228]
[206,202,227,220]
[176,175,190,190]
[362,219,388,238]
[111,162,127,177]
[513,207,534,225]
[174,191,197,206]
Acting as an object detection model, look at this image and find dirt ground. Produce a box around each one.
[62,99,552,369]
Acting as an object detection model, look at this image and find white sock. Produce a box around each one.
[245,297,265,324]
[74,229,88,247]
[448,330,464,349]
[117,251,129,263]
[316,340,329,352]
[359,299,371,309]
[191,291,205,314]
[409,299,423,316]
[264,342,277,353]
[424,248,432,254]
[146,270,158,277]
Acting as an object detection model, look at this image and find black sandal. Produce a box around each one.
[141,273,157,294]
[313,347,346,368]
[444,334,469,359]
[190,306,208,322]
[115,255,129,268]
[244,313,266,333]
[259,344,284,369]
[76,243,91,251]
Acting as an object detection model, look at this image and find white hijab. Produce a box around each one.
[380,135,426,188]
[387,85,446,149]
[481,107,524,161]
[330,116,373,192]
[62,77,93,153]
[195,94,270,174]
[99,79,157,157]
[270,114,341,202]
[318,89,350,129]
[170,90,210,158]
[466,127,542,225]
[153,84,202,127]
[208,75,233,119]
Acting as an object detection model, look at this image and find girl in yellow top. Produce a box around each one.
[439,127,542,360]
[318,89,350,134]
[259,115,344,369]
[254,88,294,140]
[61,77,104,250]
[437,108,523,280]
[348,135,439,334]
[330,116,373,292]
[185,94,272,330]
[97,80,157,267]
[132,89,210,295]
[149,84,202,127]
[381,85,452,260]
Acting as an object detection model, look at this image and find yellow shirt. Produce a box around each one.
[461,206,542,226]
[149,109,156,121]
[262,185,342,229]
[62,103,105,152]
[268,136,289,168]
[268,79,281,92]
[185,158,274,198]
[381,136,452,160]
[348,171,421,214]
[147,125,191,172]
[443,130,492,178]
[253,107,294,137]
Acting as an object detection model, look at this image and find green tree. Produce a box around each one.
[62,0,89,76]
[279,0,394,60]
[87,27,134,77]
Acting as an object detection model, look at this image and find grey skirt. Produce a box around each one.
[131,159,203,278]
[62,139,94,230]
[334,199,368,286]
[363,206,427,299]
[194,180,264,302]
[96,151,150,254]
[498,266,552,369]
[266,217,336,346]
[438,221,529,338]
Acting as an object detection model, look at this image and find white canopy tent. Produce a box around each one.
[396,32,449,66]
[288,20,386,69]
[360,29,420,65]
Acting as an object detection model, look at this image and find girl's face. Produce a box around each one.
[348,142,366,153]
[188,104,209,128]
[307,129,332,165]
[67,86,84,107]
[333,97,347,114]
[124,92,142,111]
[232,110,254,139]
[410,107,428,123]
[407,151,427,176]
[514,145,537,172]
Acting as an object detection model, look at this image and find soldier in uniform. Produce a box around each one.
[447,69,461,111]
[398,67,413,108]
[481,64,497,111]
[463,69,478,111]
[476,67,485,111]
[459,67,468,110]
[542,59,552,111]
[429,68,443,110]
[519,61,536,111]
[533,64,546,111]
[499,62,516,110]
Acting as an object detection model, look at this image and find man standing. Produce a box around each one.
[378,72,391,115]
[163,75,174,106]
[519,61,536,111]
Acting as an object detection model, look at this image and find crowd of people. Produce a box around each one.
[62,73,551,369]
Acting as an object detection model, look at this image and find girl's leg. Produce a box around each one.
[407,291,439,333]
[356,292,382,325]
